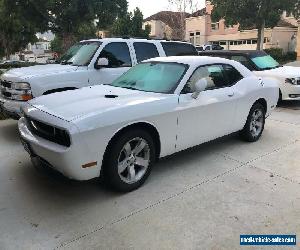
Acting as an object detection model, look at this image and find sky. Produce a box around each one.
[128,0,206,18]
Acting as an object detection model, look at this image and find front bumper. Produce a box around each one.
[18,117,103,181]
[0,95,26,119]
[281,84,300,101]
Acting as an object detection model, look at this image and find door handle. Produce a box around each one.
[228,93,235,97]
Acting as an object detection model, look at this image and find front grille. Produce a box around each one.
[25,115,71,147]
[1,91,12,98]
[1,80,13,99]
[1,80,12,89]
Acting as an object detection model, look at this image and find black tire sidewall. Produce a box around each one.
[105,129,156,192]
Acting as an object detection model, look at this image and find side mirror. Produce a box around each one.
[192,78,208,99]
[95,58,109,69]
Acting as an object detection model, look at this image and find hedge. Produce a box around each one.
[0,62,43,70]
[264,48,297,64]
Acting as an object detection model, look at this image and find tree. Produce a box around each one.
[111,8,151,38]
[48,0,131,52]
[95,0,128,30]
[47,0,96,52]
[167,0,198,40]
[50,36,63,55]
[0,0,48,59]
[211,0,299,50]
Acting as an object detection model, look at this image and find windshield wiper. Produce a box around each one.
[120,86,140,91]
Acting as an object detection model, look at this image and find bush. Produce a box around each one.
[264,48,283,61]
[285,52,297,62]
[0,62,42,69]
[264,48,297,64]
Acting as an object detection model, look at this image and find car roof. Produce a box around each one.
[145,56,254,77]
[81,38,192,44]
[146,56,235,66]
[200,50,268,57]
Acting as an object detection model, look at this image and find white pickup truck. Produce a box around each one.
[0,38,198,119]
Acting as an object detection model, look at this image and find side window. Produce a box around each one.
[182,64,242,94]
[161,42,198,56]
[230,55,253,70]
[133,42,159,63]
[222,64,243,85]
[99,42,132,68]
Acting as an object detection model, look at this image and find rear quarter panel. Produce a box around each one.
[233,76,279,130]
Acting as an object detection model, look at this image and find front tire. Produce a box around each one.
[240,103,266,142]
[104,129,155,192]
[277,89,282,105]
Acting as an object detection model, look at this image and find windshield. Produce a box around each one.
[58,41,101,66]
[111,62,188,94]
[251,55,280,70]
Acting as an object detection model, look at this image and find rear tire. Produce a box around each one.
[240,103,266,142]
[104,129,155,192]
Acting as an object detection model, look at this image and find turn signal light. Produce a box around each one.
[21,94,33,101]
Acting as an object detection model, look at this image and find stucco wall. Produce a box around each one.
[143,20,172,39]
[271,27,298,52]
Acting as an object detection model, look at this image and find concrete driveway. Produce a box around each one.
[0,102,299,250]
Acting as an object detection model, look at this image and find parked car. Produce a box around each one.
[0,38,198,119]
[196,44,224,52]
[18,56,279,192]
[0,60,26,65]
[199,50,300,102]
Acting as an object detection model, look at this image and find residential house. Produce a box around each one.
[143,11,190,40]
[186,2,298,52]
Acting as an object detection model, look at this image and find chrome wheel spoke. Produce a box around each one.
[256,121,263,128]
[118,160,128,174]
[128,165,136,181]
[132,140,147,156]
[254,111,261,120]
[123,142,132,157]
[135,157,149,168]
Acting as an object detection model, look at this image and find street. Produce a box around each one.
[0,103,299,250]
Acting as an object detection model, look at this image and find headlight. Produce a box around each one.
[12,82,31,90]
[285,78,300,85]
[11,82,33,101]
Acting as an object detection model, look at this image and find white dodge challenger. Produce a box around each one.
[18,56,279,192]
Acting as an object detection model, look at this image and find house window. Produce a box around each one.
[189,32,201,45]
[211,23,219,30]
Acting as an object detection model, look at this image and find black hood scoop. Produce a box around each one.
[104,94,118,99]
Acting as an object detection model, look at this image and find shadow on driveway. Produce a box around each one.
[277,100,300,110]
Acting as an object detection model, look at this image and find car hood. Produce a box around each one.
[2,64,78,81]
[29,85,170,122]
[258,66,300,78]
